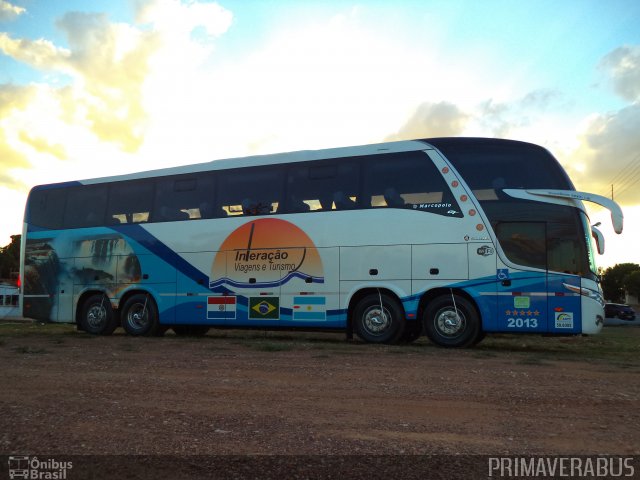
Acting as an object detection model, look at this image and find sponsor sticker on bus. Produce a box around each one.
[555,312,574,329]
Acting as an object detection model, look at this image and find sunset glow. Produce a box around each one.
[1,0,639,267]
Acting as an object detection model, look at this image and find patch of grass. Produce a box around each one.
[477,327,640,366]
[1,320,638,366]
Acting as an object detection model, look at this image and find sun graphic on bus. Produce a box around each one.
[210,218,324,289]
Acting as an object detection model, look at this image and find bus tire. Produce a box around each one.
[353,293,405,344]
[173,325,210,336]
[121,293,160,336]
[423,294,480,348]
[79,294,117,335]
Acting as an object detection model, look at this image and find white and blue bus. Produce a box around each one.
[19,138,623,347]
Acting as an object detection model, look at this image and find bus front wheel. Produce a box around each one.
[79,294,118,335]
[423,294,480,348]
[121,294,160,336]
[353,293,405,344]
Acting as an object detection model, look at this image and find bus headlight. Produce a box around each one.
[563,283,604,306]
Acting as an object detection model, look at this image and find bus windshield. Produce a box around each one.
[426,138,596,279]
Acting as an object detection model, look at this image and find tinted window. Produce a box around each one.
[286,160,359,212]
[154,174,215,221]
[27,187,66,229]
[363,152,461,217]
[487,201,591,276]
[495,221,547,270]
[427,139,573,200]
[218,167,283,217]
[63,185,108,228]
[107,180,153,224]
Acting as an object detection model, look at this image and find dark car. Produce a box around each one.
[604,303,636,320]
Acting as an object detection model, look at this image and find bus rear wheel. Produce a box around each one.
[80,294,117,335]
[423,294,480,348]
[353,293,405,344]
[121,294,160,336]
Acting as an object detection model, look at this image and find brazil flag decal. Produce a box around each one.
[249,297,280,320]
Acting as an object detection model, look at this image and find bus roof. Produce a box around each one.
[31,137,550,190]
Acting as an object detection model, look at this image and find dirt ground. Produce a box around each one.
[1,323,639,478]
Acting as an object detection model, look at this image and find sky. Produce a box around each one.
[0,0,639,269]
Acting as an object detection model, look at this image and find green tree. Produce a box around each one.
[0,234,20,280]
[624,270,640,301]
[601,263,640,303]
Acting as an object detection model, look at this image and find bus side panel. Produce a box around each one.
[547,273,582,334]
[467,243,499,332]
[411,243,469,289]
[281,247,341,328]
[340,244,412,321]
[128,253,176,325]
[174,252,219,326]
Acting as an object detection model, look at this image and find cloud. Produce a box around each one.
[18,131,66,159]
[0,0,24,22]
[0,33,71,71]
[0,84,37,188]
[386,102,469,141]
[567,103,640,204]
[0,1,233,154]
[564,45,640,205]
[599,45,640,102]
[135,0,232,38]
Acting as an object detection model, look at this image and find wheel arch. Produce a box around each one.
[417,287,482,328]
[75,289,113,329]
[346,286,406,334]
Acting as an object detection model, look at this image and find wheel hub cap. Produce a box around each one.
[364,307,390,334]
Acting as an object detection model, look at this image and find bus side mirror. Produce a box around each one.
[591,225,605,255]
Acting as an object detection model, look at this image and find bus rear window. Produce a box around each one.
[27,187,66,229]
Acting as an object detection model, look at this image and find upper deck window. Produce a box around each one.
[218,167,283,217]
[286,161,359,212]
[362,152,461,217]
[64,185,108,228]
[426,138,573,194]
[107,180,154,224]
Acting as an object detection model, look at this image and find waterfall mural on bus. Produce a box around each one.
[210,218,324,289]
[23,234,141,320]
[22,238,60,319]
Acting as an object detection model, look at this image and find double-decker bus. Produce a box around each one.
[19,138,623,347]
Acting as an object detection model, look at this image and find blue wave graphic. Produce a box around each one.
[209,271,324,289]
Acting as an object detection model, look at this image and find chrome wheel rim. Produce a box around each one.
[434,307,466,338]
[87,304,106,329]
[127,303,148,330]
[362,305,392,336]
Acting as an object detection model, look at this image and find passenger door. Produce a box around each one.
[494,222,548,333]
